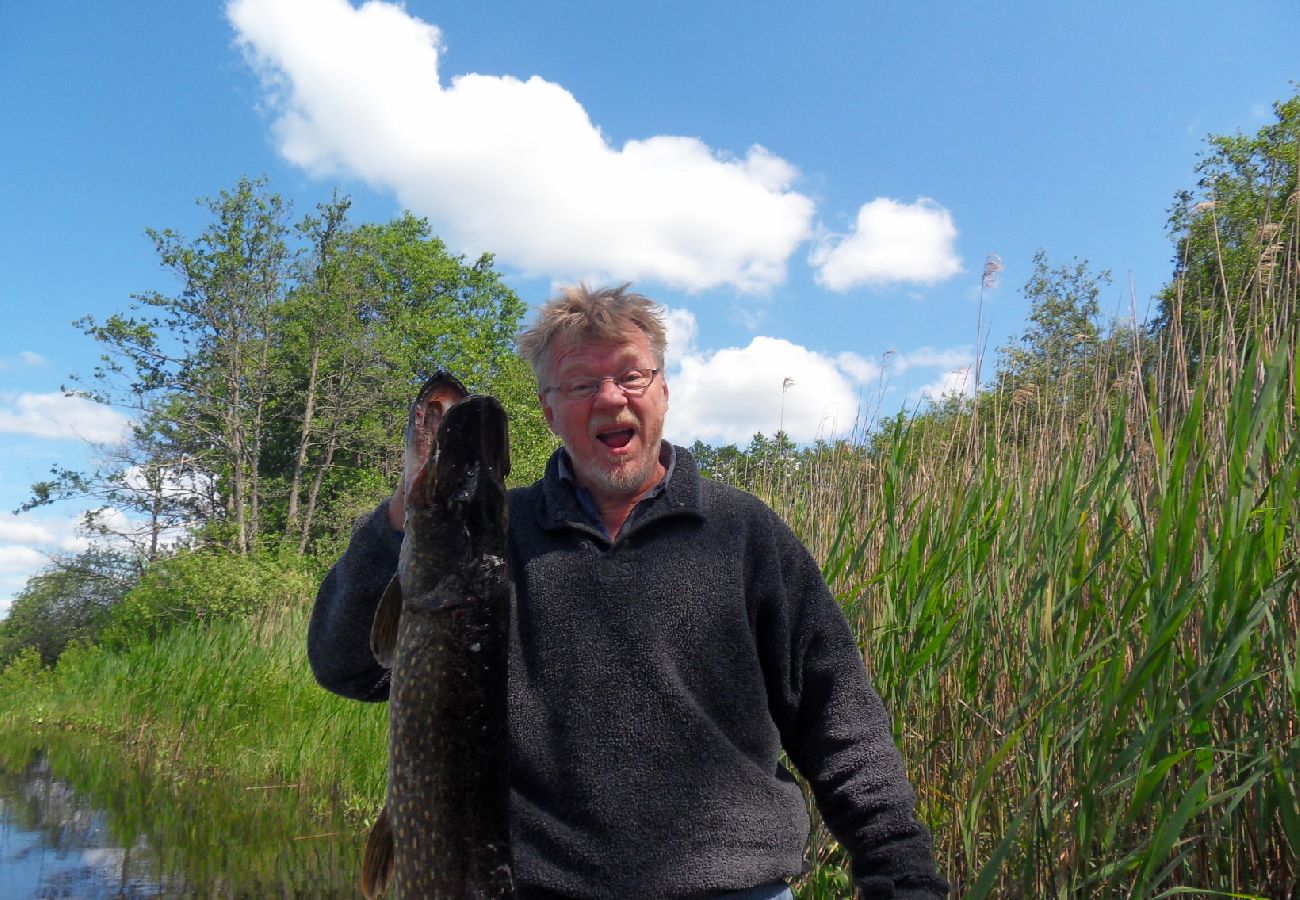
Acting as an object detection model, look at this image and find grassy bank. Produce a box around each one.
[0,599,387,823]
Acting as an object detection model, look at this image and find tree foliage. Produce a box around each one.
[995,251,1109,398]
[1155,93,1300,359]
[97,548,319,648]
[52,177,533,558]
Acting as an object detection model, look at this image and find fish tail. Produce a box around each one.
[360,805,394,899]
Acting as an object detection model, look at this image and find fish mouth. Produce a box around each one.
[404,372,470,495]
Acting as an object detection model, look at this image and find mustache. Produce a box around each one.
[590,414,638,434]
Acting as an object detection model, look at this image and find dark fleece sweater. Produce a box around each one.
[309,446,947,899]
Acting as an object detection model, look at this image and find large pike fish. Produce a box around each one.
[361,373,515,899]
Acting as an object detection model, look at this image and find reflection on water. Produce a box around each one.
[0,729,364,898]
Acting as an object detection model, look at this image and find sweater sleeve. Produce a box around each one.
[755,513,949,899]
[306,499,402,702]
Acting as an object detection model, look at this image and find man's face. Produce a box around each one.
[539,328,669,504]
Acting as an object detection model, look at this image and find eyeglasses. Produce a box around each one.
[544,367,660,402]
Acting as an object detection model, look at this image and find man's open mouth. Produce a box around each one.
[596,427,635,449]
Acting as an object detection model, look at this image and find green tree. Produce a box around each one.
[0,549,138,666]
[19,411,212,560]
[262,210,531,550]
[1155,93,1300,359]
[75,176,293,555]
[60,177,532,557]
[993,251,1110,432]
[999,251,1107,386]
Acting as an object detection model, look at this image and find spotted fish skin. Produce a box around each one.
[362,377,514,899]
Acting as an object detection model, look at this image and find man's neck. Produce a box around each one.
[590,466,665,538]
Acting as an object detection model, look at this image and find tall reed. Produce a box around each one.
[757,231,1298,896]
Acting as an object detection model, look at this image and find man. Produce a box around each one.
[309,284,948,898]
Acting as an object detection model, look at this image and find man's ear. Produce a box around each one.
[539,391,557,434]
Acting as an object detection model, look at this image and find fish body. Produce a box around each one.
[362,373,515,899]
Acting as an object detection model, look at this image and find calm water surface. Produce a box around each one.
[0,729,364,898]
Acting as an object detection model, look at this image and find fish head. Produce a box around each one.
[403,393,510,592]
[422,394,511,515]
[374,390,511,666]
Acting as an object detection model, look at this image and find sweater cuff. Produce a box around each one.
[855,877,949,899]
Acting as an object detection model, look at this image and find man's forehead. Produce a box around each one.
[549,329,650,371]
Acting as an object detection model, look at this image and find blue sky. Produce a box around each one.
[1,0,1296,613]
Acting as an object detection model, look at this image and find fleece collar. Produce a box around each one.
[536,442,704,542]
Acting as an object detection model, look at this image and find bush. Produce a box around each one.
[0,646,49,707]
[100,549,319,648]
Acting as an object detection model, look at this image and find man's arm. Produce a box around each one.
[757,517,949,898]
[306,498,403,702]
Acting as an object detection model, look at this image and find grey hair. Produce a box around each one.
[517,283,667,383]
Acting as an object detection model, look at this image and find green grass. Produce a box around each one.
[0,600,388,822]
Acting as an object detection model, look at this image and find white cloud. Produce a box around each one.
[121,464,213,501]
[667,336,868,446]
[660,335,979,446]
[662,306,698,368]
[227,0,815,293]
[811,197,962,290]
[0,537,53,618]
[835,351,881,384]
[0,519,57,545]
[0,392,131,443]
[887,345,974,376]
[0,544,47,575]
[914,366,976,404]
[0,351,46,370]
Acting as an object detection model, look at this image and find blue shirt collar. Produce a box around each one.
[557,442,676,539]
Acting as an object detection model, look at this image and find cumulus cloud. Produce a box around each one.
[667,336,873,446]
[811,198,962,290]
[661,336,978,445]
[0,351,46,370]
[0,547,47,617]
[887,345,974,376]
[914,366,976,404]
[0,544,48,575]
[0,392,131,442]
[834,351,882,384]
[662,307,699,368]
[0,519,58,546]
[227,0,815,292]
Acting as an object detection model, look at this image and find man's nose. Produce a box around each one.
[591,378,628,407]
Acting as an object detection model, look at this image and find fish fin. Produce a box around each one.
[359,805,394,899]
[371,576,402,669]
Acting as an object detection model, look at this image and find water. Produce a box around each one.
[0,730,364,898]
